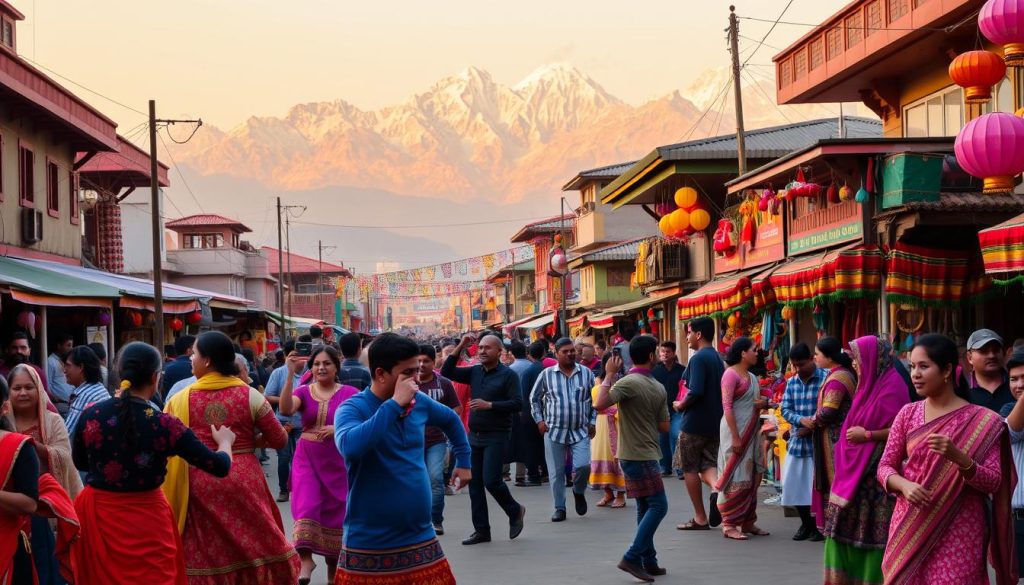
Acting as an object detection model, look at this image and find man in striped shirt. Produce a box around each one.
[530,337,596,522]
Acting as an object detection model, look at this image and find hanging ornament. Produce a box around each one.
[186,311,203,325]
[690,208,711,231]
[97,312,111,326]
[855,185,869,204]
[839,184,852,201]
[669,208,691,233]
[727,314,738,328]
[674,186,698,209]
[713,219,736,255]
[780,306,794,321]
[955,112,1024,194]
[827,183,839,204]
[169,317,184,332]
[16,310,35,337]
[948,50,1006,103]
[979,0,1024,66]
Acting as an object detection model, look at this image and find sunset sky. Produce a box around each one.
[25,0,845,130]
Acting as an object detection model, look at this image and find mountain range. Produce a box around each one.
[173,63,856,204]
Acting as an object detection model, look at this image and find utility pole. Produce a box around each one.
[276,197,285,332]
[729,6,748,175]
[318,239,324,322]
[279,204,306,328]
[148,100,201,356]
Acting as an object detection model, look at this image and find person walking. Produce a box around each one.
[879,334,1016,585]
[811,336,857,530]
[514,341,548,486]
[780,342,827,541]
[821,335,909,585]
[530,337,596,522]
[163,331,300,583]
[71,342,235,584]
[674,317,724,531]
[263,339,306,502]
[335,333,471,585]
[590,353,626,508]
[416,344,461,535]
[715,337,770,540]
[162,336,196,397]
[595,335,670,582]
[960,329,1014,412]
[278,345,360,584]
[339,333,372,391]
[652,341,684,478]
[441,333,526,546]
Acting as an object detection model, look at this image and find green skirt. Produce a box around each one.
[823,538,884,585]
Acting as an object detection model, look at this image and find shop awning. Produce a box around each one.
[517,312,555,331]
[770,245,883,307]
[980,212,1024,279]
[885,242,987,306]
[24,260,204,313]
[0,257,121,308]
[677,266,770,321]
[588,314,616,329]
[566,313,588,329]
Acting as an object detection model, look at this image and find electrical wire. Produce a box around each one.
[741,69,797,124]
[740,0,795,68]
[164,122,203,145]
[156,133,207,215]
[279,216,554,230]
[737,9,980,34]
[737,34,782,52]
[18,56,148,117]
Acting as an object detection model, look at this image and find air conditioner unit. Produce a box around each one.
[21,208,42,244]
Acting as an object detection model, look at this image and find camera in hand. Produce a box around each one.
[295,342,313,357]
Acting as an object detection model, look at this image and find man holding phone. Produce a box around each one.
[265,336,312,502]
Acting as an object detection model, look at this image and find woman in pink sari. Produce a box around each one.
[878,333,1016,585]
[822,336,909,585]
[715,337,770,540]
[279,345,359,584]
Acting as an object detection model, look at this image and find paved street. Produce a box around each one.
[266,455,824,584]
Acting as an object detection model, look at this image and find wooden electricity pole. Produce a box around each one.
[729,6,748,175]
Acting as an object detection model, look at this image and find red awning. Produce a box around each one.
[676,266,772,321]
[980,212,1024,281]
[769,245,883,307]
[885,242,989,306]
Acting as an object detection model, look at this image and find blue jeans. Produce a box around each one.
[619,460,668,567]
[543,434,591,511]
[276,425,302,493]
[425,442,448,525]
[659,411,683,474]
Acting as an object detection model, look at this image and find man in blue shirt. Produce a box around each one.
[514,341,548,486]
[46,332,75,416]
[780,342,827,541]
[264,339,307,502]
[339,332,372,391]
[162,335,195,397]
[676,317,725,530]
[335,333,470,584]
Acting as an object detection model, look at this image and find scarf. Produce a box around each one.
[0,433,31,583]
[830,336,910,506]
[162,373,247,533]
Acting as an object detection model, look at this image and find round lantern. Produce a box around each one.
[727,314,738,328]
[169,317,184,332]
[780,306,794,321]
[16,310,35,334]
[669,208,691,233]
[980,0,1024,66]
[948,50,1006,104]
[553,233,562,245]
[674,186,698,210]
[855,187,869,203]
[131,311,143,328]
[955,112,1024,194]
[690,208,711,231]
[186,311,202,325]
[658,214,673,235]
[550,252,568,274]
[97,312,111,326]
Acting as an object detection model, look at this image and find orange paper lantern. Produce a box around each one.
[674,187,698,210]
[669,209,691,232]
[690,208,711,231]
[949,50,1007,103]
[658,214,673,235]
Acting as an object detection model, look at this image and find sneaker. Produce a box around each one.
[433,523,444,535]
[616,559,654,582]
[276,491,289,503]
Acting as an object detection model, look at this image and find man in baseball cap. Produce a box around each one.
[961,328,1014,412]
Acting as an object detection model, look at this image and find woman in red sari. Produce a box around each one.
[878,333,1016,585]
[0,376,40,585]
[72,342,235,585]
[715,337,770,540]
[164,331,300,584]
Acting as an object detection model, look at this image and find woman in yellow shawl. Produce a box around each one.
[6,363,81,584]
[164,331,299,584]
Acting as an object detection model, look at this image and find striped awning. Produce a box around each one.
[676,266,771,321]
[588,314,616,329]
[980,212,1024,280]
[885,242,988,306]
[566,313,588,328]
[770,245,883,307]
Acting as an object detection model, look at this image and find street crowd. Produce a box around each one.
[0,320,1020,585]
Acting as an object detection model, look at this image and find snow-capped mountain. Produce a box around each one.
[174,63,863,202]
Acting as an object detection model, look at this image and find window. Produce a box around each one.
[1,18,12,49]
[981,77,1017,114]
[606,267,632,287]
[181,233,224,249]
[826,27,843,60]
[888,0,909,22]
[0,132,4,201]
[866,1,883,36]
[18,143,33,207]
[846,13,864,48]
[69,170,79,225]
[810,38,824,70]
[794,50,807,80]
[903,86,963,137]
[46,159,59,217]
[780,59,793,88]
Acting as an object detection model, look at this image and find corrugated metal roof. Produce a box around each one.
[659,116,881,161]
[571,239,641,263]
[166,214,252,232]
[562,160,638,191]
[875,192,1024,218]
[510,214,575,242]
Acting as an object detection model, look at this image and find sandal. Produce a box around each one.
[610,497,626,508]
[723,527,749,541]
[596,495,613,507]
[676,518,710,531]
[743,526,770,536]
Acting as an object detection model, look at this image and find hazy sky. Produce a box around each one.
[24,0,847,130]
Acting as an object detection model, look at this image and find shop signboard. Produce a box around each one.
[788,218,862,255]
[714,206,785,275]
[786,199,865,256]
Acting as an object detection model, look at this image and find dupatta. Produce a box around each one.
[163,372,248,533]
[831,336,910,506]
[882,405,1016,585]
[715,371,762,493]
[5,365,83,499]
[0,432,32,583]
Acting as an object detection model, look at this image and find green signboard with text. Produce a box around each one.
[787,220,862,255]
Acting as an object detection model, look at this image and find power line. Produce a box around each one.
[737,9,980,33]
[18,56,148,117]
[283,216,552,230]
[742,69,797,124]
[741,0,794,68]
[156,132,206,215]
[738,34,782,52]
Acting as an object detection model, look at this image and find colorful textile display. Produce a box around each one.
[884,242,986,306]
[770,246,883,308]
[980,211,1024,281]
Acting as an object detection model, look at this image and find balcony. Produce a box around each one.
[636,238,688,288]
[774,0,979,107]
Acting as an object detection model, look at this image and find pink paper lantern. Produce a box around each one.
[980,0,1024,66]
[954,112,1024,194]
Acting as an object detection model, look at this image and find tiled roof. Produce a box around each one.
[262,247,350,276]
[166,214,252,232]
[875,192,1024,218]
[570,239,642,263]
[657,117,881,161]
[510,214,575,243]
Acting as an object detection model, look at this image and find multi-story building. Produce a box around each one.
[263,246,352,322]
